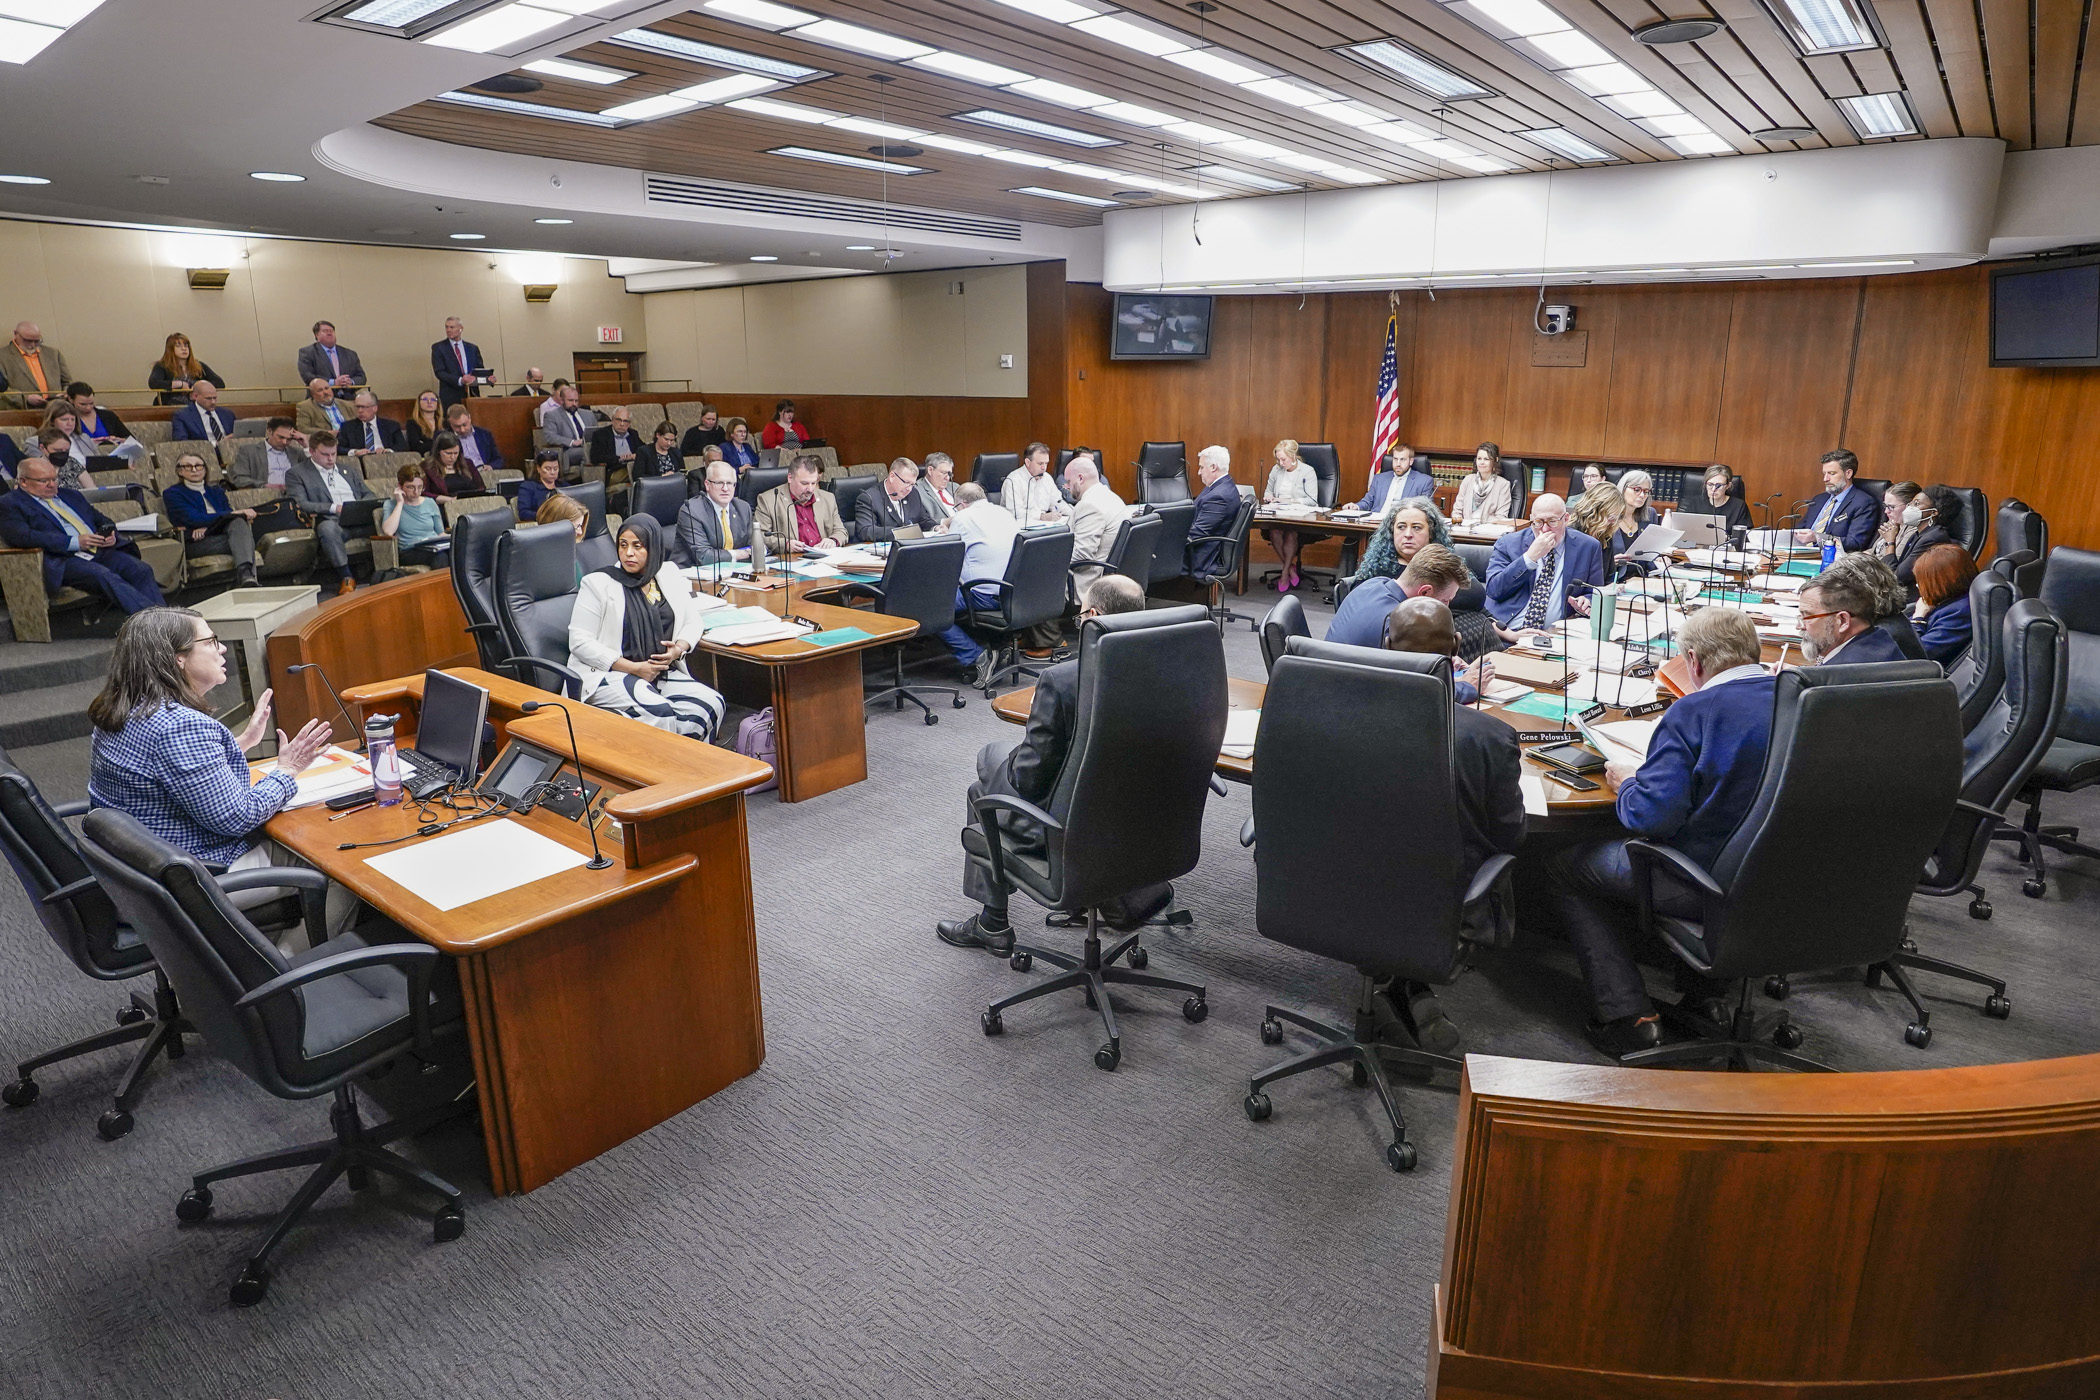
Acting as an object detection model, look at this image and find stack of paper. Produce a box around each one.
[1591,718,1658,759]
[251,744,371,808]
[1749,572,1809,593]
[1221,709,1261,758]
[825,548,890,573]
[1477,675,1533,705]
[699,605,781,632]
[711,620,808,646]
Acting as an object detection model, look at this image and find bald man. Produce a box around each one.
[1064,452,1126,575]
[1484,492,1605,629]
[0,322,71,410]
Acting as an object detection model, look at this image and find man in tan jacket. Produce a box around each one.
[754,455,848,552]
[0,323,70,410]
[293,379,349,436]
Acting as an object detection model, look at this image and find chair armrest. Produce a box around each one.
[831,581,884,605]
[969,792,1065,894]
[1210,774,1228,797]
[502,654,583,700]
[51,798,90,819]
[1462,852,1516,910]
[1954,797,2004,824]
[1239,815,1255,848]
[465,619,503,639]
[235,943,441,1054]
[40,875,99,907]
[218,866,331,895]
[1625,839,1725,934]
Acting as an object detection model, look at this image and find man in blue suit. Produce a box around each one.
[431,316,489,407]
[1540,606,1774,1057]
[1484,493,1604,629]
[1184,444,1242,579]
[1351,445,1436,515]
[0,456,165,615]
[1326,545,1493,704]
[1799,559,1907,664]
[170,382,237,448]
[1792,448,1877,553]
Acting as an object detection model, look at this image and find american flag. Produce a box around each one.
[1371,313,1401,474]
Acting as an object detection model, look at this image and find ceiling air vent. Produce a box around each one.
[644,175,1023,240]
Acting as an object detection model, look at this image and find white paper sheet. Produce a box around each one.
[1592,718,1657,760]
[115,513,159,534]
[251,745,370,809]
[1562,672,1659,707]
[364,818,590,912]
[1520,773,1548,817]
[1750,573,1809,593]
[1221,708,1261,758]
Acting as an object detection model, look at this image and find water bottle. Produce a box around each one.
[366,713,403,807]
[1819,535,1837,573]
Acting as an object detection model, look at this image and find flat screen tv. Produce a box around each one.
[1111,292,1213,360]
[1990,255,2100,367]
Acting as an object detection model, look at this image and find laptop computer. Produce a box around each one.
[399,669,489,799]
[1664,510,1728,549]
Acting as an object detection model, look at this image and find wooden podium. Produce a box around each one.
[271,668,774,1194]
[1432,1054,2100,1397]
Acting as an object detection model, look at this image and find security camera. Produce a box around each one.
[1540,304,1574,336]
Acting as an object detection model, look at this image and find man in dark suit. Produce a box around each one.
[1378,593,1525,1052]
[1326,545,1493,705]
[855,458,936,542]
[1540,605,1775,1057]
[1484,493,1605,629]
[936,574,1161,954]
[444,403,505,477]
[509,367,549,398]
[1793,448,1878,553]
[1799,559,1908,665]
[285,432,377,595]
[1352,445,1436,515]
[340,390,403,457]
[0,456,164,615]
[430,316,489,407]
[587,405,640,480]
[1184,443,1241,579]
[676,462,755,567]
[0,425,28,482]
[679,404,726,459]
[170,382,237,448]
[297,321,366,389]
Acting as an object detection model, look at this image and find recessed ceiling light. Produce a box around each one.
[1632,17,1725,44]
[1161,120,1237,144]
[339,0,457,23]
[671,73,780,103]
[1271,152,1340,172]
[1069,12,1188,55]
[1761,0,1879,54]
[956,109,1119,146]
[768,145,927,173]
[0,16,63,63]
[3,0,105,24]
[845,244,875,250]
[451,232,487,240]
[1305,101,1389,128]
[1220,138,1290,159]
[1836,91,1915,137]
[792,19,933,60]
[1520,126,1614,161]
[1452,154,1513,172]
[702,0,815,29]
[609,28,824,80]
[985,0,1098,22]
[1750,125,1819,141]
[1462,0,1567,38]
[1364,120,1439,144]
[425,2,568,54]
[1326,168,1384,185]
[1163,49,1267,85]
[828,116,922,139]
[1187,164,1297,191]
[1409,138,1481,159]
[249,171,305,181]
[1241,77,1331,108]
[750,254,779,260]
[1339,40,1497,100]
[0,173,52,184]
[1562,62,1650,96]
[1009,186,1120,207]
[909,50,1031,85]
[912,132,999,154]
[728,95,836,123]
[1093,101,1177,127]
[534,217,574,224]
[1008,78,1113,109]
[983,148,1064,167]
[1526,29,1613,68]
[1664,131,1733,154]
[1050,161,1122,180]
[436,89,625,126]
[523,57,634,84]
[1638,114,1709,137]
[1602,91,1681,118]
[530,0,619,14]
[602,94,700,122]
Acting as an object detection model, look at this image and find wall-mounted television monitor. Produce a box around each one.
[1990,254,2100,367]
[1110,292,1213,360]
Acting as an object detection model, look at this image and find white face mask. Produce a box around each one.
[1901,504,1925,527]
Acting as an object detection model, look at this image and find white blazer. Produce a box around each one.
[567,563,707,687]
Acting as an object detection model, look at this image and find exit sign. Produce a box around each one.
[597,326,623,344]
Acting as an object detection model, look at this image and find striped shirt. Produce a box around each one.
[89,702,295,865]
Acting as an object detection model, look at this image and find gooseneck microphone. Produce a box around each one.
[520,700,614,870]
[287,662,364,750]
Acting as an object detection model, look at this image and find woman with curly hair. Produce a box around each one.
[1350,496,1452,583]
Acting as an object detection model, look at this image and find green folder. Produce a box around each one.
[803,627,874,648]
[1774,559,1822,577]
[1501,690,1579,721]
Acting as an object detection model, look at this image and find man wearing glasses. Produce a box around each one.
[1483,493,1604,632]
[0,456,164,614]
[0,322,71,410]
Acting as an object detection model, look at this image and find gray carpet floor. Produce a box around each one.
[4,590,2098,1400]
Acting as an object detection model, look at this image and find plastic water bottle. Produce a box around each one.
[366,714,403,807]
[1819,535,1837,573]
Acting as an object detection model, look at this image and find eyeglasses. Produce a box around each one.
[1797,609,1844,622]
[178,633,223,651]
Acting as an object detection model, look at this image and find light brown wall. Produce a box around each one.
[640,264,1029,399]
[0,217,642,404]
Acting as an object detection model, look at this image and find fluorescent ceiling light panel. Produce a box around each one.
[528,0,616,13]
[340,0,452,23]
[1664,131,1732,154]
[1637,114,1709,137]
[983,148,1064,166]
[828,115,925,138]
[1271,152,1341,172]
[1162,120,1237,144]
[1008,78,1113,108]
[1009,186,1119,207]
[1409,138,1480,159]
[1364,119,1439,143]
[1327,169,1384,184]
[1189,165,1297,190]
[1837,91,1915,137]
[249,171,305,181]
[956,109,1119,145]
[770,145,926,172]
[1241,77,1331,107]
[1521,126,1613,161]
[1051,161,1123,180]
[1094,101,1177,126]
[0,16,63,59]
[1339,41,1497,100]
[909,50,1032,85]
[912,131,999,154]
[1306,101,1390,127]
[0,173,51,183]
[792,19,932,59]
[603,93,701,120]
[986,0,1097,21]
[1562,62,1650,95]
[1602,90,1680,118]
[1069,13,1189,55]
[436,89,625,125]
[1462,0,1567,38]
[1453,154,1512,172]
[609,29,823,80]
[1761,0,1877,54]
[1804,259,1914,267]
[702,0,816,29]
[0,0,101,22]
[1526,28,1613,68]
[425,3,568,53]
[671,73,779,102]
[1220,138,1291,159]
[727,95,836,122]
[535,217,574,224]
[524,57,633,83]
[1163,48,1268,84]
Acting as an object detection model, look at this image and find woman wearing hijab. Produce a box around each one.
[567,516,724,742]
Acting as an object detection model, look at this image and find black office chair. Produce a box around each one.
[963,526,1075,696]
[1258,594,1308,675]
[1134,442,1189,504]
[1498,457,1529,513]
[77,810,467,1307]
[448,510,514,676]
[1996,546,2100,897]
[969,452,1020,500]
[1087,512,1159,588]
[833,533,968,725]
[1939,485,1988,558]
[1188,490,1258,631]
[1855,477,1892,505]
[1949,568,2016,733]
[1240,641,1495,1169]
[557,480,607,540]
[1144,499,1194,591]
[977,606,1226,1070]
[1993,549,2040,601]
[1331,575,1356,607]
[736,465,789,509]
[1056,448,1077,471]
[626,473,686,534]
[828,473,881,542]
[1616,663,1961,1070]
[1859,600,2063,1044]
[1876,612,1927,661]
[1994,499,2048,599]
[492,522,585,698]
[1296,444,1341,510]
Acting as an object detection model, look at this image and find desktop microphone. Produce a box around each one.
[287,662,364,751]
[520,700,614,870]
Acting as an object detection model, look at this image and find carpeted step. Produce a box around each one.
[0,677,105,750]
[0,636,115,695]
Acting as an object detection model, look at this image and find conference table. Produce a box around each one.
[1239,509,1518,594]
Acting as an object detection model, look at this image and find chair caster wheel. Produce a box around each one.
[1772,1022,1805,1051]
[2022,878,2046,898]
[433,1205,465,1244]
[1244,1091,1272,1122]
[1182,996,1208,1023]
[1984,994,2012,1019]
[1094,1042,1120,1072]
[1386,1141,1418,1173]
[176,1187,213,1223]
[1,1077,38,1108]
[952,696,967,709]
[97,1108,133,1141]
[1259,1017,1284,1045]
[116,1005,148,1026]
[1127,945,1149,969]
[980,1010,1003,1036]
[1904,1021,1932,1049]
[1009,951,1032,972]
[1351,1060,1369,1087]
[923,713,938,725]
[1970,898,1992,920]
[1899,938,1918,954]
[229,1265,270,1307]
[1763,975,1790,1001]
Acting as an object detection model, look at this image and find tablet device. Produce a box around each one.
[1529,741,1606,776]
[1665,511,1727,549]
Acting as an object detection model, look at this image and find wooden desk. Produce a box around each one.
[1243,511,1381,593]
[686,576,919,803]
[278,667,774,1194]
[1434,1052,2100,1398]
[266,568,477,745]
